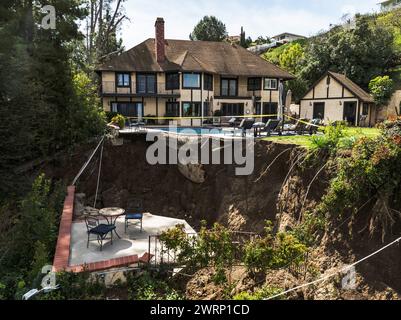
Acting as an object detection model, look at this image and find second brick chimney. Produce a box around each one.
[155,17,165,63]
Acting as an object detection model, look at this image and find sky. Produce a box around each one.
[117,0,380,48]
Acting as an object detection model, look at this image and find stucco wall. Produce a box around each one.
[303,75,353,100]
[300,98,374,126]
[101,71,282,118]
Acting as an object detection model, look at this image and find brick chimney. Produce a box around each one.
[155,17,165,63]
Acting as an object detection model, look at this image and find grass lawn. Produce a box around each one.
[262,127,381,148]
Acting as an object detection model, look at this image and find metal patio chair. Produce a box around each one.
[125,199,143,233]
[85,216,116,251]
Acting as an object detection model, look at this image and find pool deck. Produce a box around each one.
[119,126,258,139]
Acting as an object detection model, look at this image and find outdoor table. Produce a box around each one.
[99,207,125,239]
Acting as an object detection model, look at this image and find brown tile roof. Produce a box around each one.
[328,71,374,103]
[97,38,295,79]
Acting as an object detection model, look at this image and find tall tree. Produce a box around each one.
[0,0,105,196]
[189,16,228,42]
[86,0,128,65]
[300,15,395,89]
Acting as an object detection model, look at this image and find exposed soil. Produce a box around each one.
[41,135,401,300]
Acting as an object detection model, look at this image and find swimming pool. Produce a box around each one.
[157,127,225,135]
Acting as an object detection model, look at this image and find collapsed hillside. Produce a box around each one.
[43,133,401,300]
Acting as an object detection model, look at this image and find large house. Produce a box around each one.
[96,18,294,125]
[271,32,306,43]
[299,71,375,127]
[379,0,401,11]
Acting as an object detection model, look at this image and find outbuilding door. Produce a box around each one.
[313,102,325,120]
[343,102,357,125]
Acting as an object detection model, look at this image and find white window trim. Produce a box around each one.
[264,78,278,90]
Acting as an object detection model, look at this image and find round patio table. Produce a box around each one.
[99,207,125,239]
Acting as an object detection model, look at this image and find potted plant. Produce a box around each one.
[111,114,126,129]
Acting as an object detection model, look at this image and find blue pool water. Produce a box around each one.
[157,127,227,135]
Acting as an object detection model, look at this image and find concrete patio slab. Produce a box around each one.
[69,213,196,266]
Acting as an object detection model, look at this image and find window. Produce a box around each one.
[183,73,201,89]
[255,102,262,115]
[111,102,143,117]
[248,78,262,91]
[262,102,278,119]
[182,102,201,117]
[166,73,180,90]
[362,103,369,116]
[221,103,244,116]
[264,78,278,90]
[116,73,130,87]
[166,102,180,117]
[203,102,210,117]
[221,78,238,96]
[137,74,156,93]
[204,74,213,91]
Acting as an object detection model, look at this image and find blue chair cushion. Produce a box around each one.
[126,213,143,220]
[89,224,116,236]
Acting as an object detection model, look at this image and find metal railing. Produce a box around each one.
[102,81,180,95]
[101,82,270,97]
[147,231,260,269]
[146,230,311,278]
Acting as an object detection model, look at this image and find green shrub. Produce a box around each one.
[111,114,126,129]
[127,272,183,300]
[311,122,348,152]
[233,286,283,300]
[160,222,237,285]
[317,117,401,233]
[291,211,326,246]
[369,75,394,106]
[38,271,106,300]
[243,221,308,274]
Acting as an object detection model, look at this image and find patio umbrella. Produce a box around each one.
[137,103,143,122]
[278,81,284,121]
[285,89,292,108]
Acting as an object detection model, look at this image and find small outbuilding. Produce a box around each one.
[299,71,375,127]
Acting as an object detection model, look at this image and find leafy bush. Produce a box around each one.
[160,222,237,284]
[244,221,307,274]
[70,72,107,144]
[310,122,348,152]
[111,114,126,129]
[317,118,401,236]
[38,271,106,300]
[291,211,326,246]
[0,174,65,299]
[127,272,183,300]
[369,75,394,106]
[233,286,283,300]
